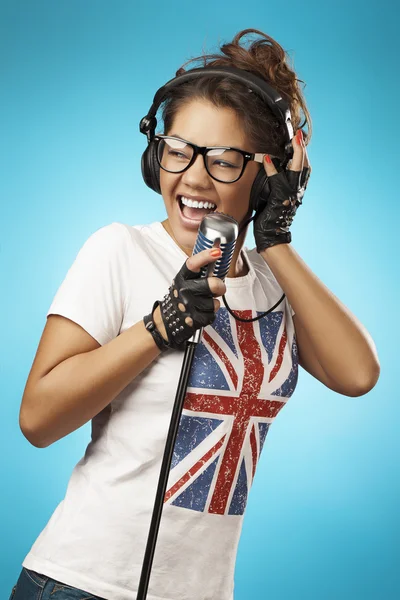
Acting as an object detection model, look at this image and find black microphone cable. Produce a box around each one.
[221,213,286,323]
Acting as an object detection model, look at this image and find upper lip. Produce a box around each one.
[177,193,217,205]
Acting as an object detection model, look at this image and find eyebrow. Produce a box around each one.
[169,133,235,148]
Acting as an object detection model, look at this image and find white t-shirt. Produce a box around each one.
[22,221,299,600]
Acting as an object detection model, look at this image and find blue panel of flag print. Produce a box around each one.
[258,422,270,454]
[171,457,219,512]
[257,311,284,362]
[171,415,224,469]
[209,308,238,357]
[271,337,299,398]
[188,342,229,390]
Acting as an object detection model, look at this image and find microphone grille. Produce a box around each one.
[193,212,239,281]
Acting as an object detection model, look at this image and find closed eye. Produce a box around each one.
[168,150,190,159]
[212,160,240,169]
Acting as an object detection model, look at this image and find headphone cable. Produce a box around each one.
[221,213,287,322]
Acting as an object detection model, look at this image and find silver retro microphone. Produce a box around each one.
[190,212,239,344]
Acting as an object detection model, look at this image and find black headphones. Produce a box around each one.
[140,65,295,215]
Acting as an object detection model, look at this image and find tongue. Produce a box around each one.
[182,204,214,220]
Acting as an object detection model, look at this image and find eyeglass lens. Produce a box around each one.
[157,138,244,183]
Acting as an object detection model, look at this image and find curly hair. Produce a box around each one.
[161,29,312,160]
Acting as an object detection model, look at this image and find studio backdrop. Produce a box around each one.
[1,1,398,599]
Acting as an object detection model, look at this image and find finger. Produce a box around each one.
[186,247,222,273]
[207,276,226,297]
[214,299,220,312]
[263,154,279,177]
[288,130,305,172]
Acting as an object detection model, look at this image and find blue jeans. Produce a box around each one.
[9,567,107,599]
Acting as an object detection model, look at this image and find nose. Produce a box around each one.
[180,153,212,188]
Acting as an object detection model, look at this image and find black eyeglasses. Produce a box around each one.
[154,135,267,183]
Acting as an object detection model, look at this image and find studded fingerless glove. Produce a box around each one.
[144,260,218,351]
[254,168,310,252]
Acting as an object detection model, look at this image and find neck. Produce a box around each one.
[225,215,252,278]
[226,238,248,278]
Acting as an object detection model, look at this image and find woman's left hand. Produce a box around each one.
[253,129,311,253]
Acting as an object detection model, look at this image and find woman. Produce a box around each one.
[11,29,380,600]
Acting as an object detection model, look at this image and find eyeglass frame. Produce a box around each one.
[154,134,269,184]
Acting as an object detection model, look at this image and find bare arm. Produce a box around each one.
[20,317,163,448]
[260,243,380,395]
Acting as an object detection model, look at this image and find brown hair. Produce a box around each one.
[161,28,312,160]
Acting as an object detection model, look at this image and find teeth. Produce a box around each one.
[180,196,216,210]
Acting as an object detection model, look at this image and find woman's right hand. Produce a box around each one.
[153,247,226,350]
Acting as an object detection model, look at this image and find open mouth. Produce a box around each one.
[177,195,218,223]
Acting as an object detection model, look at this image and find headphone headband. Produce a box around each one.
[140,65,294,151]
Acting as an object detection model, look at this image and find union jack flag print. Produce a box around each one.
[164,307,298,515]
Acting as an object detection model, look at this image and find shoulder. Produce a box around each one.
[82,221,130,249]
[110,221,164,250]
[66,223,142,278]
[88,222,173,276]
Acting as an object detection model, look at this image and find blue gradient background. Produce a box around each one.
[1,1,398,599]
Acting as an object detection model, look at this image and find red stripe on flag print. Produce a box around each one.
[250,424,258,482]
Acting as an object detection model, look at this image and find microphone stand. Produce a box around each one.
[136,328,203,600]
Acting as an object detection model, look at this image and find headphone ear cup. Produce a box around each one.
[250,170,271,213]
[141,140,161,194]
